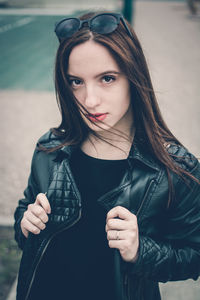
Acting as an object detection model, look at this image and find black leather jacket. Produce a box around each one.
[14,130,200,300]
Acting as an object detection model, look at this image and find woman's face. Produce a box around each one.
[67,40,133,134]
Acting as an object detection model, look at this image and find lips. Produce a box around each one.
[87,113,107,122]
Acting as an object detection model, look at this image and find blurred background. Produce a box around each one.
[0,0,200,299]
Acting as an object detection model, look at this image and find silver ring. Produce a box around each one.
[116,231,120,240]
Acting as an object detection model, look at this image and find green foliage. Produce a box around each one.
[0,227,21,300]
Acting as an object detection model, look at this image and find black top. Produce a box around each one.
[29,148,127,300]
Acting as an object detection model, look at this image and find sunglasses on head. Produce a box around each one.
[55,13,132,42]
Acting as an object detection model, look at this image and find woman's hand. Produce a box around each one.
[20,193,51,238]
[105,206,139,263]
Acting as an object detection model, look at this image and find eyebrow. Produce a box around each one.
[95,71,121,78]
[67,70,121,79]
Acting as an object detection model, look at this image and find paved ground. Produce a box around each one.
[134,0,200,158]
[0,0,200,299]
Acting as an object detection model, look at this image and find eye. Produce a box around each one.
[68,78,83,88]
[102,75,115,84]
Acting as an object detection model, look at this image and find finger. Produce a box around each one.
[108,239,125,250]
[107,230,123,241]
[106,206,135,222]
[35,193,51,214]
[21,218,41,235]
[21,224,28,238]
[28,204,49,224]
[107,230,137,241]
[24,210,46,230]
[106,218,127,232]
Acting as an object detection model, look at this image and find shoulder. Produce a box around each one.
[36,129,65,149]
[32,129,76,168]
[31,130,64,169]
[30,130,65,180]
[165,143,199,174]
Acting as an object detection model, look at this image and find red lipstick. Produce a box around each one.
[87,113,107,122]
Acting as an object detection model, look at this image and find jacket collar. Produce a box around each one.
[57,138,159,172]
[128,141,159,171]
[38,130,159,171]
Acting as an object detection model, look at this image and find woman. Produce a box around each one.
[14,11,200,300]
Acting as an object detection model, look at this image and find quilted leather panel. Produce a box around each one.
[47,160,80,225]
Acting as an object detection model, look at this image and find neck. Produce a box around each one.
[81,126,135,160]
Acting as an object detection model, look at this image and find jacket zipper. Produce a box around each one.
[124,179,155,300]
[24,209,81,300]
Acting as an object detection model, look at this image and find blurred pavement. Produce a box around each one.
[0,0,200,299]
[0,0,120,11]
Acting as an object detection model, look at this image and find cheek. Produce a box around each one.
[119,90,131,110]
[73,89,84,104]
[125,87,131,107]
[116,80,131,105]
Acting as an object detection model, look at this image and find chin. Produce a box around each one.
[88,123,110,132]
[83,117,110,132]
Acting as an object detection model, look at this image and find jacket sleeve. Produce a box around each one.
[14,149,40,250]
[127,156,200,282]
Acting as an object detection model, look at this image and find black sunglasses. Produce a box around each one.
[55,13,132,42]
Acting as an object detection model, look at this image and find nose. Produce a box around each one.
[84,84,101,109]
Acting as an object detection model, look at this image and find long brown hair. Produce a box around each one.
[42,11,198,204]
